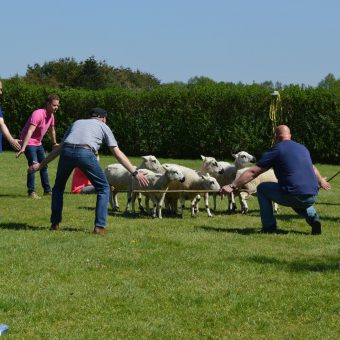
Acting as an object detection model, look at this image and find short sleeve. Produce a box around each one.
[256,145,279,169]
[29,110,43,126]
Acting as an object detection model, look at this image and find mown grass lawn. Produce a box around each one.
[0,151,339,339]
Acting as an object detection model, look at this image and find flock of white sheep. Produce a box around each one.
[104,152,278,218]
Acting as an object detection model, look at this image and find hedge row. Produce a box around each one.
[2,79,340,163]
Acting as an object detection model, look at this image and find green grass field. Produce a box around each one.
[0,151,339,339]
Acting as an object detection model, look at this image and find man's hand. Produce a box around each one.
[135,171,149,187]
[28,162,40,174]
[220,184,234,195]
[10,139,22,151]
[319,177,331,191]
[52,143,59,149]
[16,149,25,158]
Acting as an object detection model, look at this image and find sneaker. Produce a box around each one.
[28,192,41,200]
[93,226,107,235]
[43,191,52,196]
[311,218,322,235]
[50,224,60,231]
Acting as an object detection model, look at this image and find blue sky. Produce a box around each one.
[1,0,339,86]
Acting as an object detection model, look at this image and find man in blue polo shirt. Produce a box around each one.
[221,125,331,235]
[0,80,21,152]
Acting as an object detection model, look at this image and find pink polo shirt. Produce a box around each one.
[21,108,55,146]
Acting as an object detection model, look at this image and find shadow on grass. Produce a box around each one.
[0,222,83,233]
[106,209,185,219]
[0,194,29,198]
[247,255,340,272]
[78,206,96,211]
[78,205,161,219]
[197,225,258,235]
[276,213,340,223]
[214,209,340,222]
[0,222,46,231]
[197,225,309,235]
[316,202,340,206]
[211,210,246,216]
[239,211,339,224]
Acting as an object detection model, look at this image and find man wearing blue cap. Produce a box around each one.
[29,107,149,234]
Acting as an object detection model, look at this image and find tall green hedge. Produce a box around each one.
[2,79,339,163]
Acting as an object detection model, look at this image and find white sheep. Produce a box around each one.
[199,156,225,176]
[128,164,185,219]
[104,155,164,211]
[200,151,256,213]
[164,164,220,217]
[234,167,279,214]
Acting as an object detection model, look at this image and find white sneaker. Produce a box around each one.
[28,192,41,200]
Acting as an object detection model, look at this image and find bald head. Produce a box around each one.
[275,125,291,141]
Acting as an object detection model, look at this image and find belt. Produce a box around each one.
[63,143,93,151]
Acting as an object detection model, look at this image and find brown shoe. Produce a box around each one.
[43,191,52,196]
[93,226,107,234]
[50,224,60,231]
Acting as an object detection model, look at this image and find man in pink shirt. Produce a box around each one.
[17,94,59,199]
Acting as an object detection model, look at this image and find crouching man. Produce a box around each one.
[29,108,148,234]
[221,125,331,235]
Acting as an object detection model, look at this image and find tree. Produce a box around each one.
[24,56,160,90]
[187,76,216,86]
[318,73,338,90]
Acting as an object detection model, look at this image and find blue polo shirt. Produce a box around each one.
[256,140,318,195]
[0,105,3,153]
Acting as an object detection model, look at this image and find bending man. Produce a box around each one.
[29,107,149,234]
[221,125,331,235]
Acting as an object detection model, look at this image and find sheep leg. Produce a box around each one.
[126,191,131,212]
[180,195,185,218]
[194,195,201,214]
[191,197,197,217]
[172,198,179,214]
[231,192,237,211]
[239,192,249,214]
[167,197,179,215]
[273,202,279,214]
[109,187,117,211]
[150,194,157,218]
[213,192,217,211]
[204,193,213,217]
[227,192,237,213]
[145,196,151,214]
[138,193,145,212]
[164,197,171,212]
[158,193,166,219]
[131,192,137,216]
[114,191,120,210]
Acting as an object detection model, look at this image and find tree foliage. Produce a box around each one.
[318,73,340,96]
[24,56,161,90]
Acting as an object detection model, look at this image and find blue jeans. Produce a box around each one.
[25,145,51,194]
[51,147,110,228]
[257,182,319,229]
